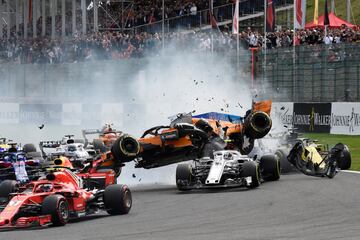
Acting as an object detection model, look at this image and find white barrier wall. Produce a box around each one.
[0,103,20,124]
[272,102,360,135]
[271,102,294,129]
[330,103,360,135]
[1,102,360,135]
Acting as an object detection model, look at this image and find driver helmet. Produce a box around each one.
[195,119,214,133]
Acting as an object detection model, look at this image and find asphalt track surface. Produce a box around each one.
[3,172,360,240]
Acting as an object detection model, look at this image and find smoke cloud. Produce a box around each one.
[0,42,258,187]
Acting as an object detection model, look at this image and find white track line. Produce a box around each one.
[342,170,360,174]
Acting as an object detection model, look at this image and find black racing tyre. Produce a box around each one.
[104,184,132,215]
[244,111,272,139]
[260,154,281,181]
[274,149,292,173]
[176,164,193,191]
[241,161,260,189]
[42,195,69,226]
[0,180,18,199]
[332,143,351,170]
[93,139,108,153]
[23,143,37,153]
[111,135,140,163]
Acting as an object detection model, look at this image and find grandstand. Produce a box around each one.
[0,0,301,38]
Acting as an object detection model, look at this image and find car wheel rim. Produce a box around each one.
[124,191,132,208]
[58,201,68,220]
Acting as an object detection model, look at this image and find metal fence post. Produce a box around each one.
[357,63,360,101]
[344,44,349,101]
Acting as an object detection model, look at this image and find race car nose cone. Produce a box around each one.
[0,218,9,226]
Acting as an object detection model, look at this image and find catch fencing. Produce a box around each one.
[257,43,360,102]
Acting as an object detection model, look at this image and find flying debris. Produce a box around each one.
[132,173,136,178]
[38,124,45,130]
[196,98,199,101]
[280,106,285,110]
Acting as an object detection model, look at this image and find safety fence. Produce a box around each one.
[1,43,359,104]
[257,43,360,102]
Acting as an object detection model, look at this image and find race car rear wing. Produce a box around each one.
[39,141,62,158]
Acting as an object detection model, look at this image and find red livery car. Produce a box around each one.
[0,163,131,229]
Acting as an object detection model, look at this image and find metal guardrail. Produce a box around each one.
[257,43,360,102]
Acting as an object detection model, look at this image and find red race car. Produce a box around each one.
[0,160,132,229]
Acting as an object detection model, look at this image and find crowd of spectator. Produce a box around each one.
[243,26,360,49]
[2,0,282,38]
[95,0,292,28]
[0,25,358,64]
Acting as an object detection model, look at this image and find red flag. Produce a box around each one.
[210,12,218,29]
[266,0,275,32]
[295,0,307,29]
[148,14,155,24]
[28,0,33,22]
[232,0,239,34]
[324,0,330,26]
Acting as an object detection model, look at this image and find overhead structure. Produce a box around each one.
[1,0,136,39]
[95,0,134,31]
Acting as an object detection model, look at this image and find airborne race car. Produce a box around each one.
[0,158,131,229]
[175,150,280,191]
[108,101,273,171]
[287,139,351,178]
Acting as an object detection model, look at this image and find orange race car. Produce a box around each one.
[82,124,123,153]
[106,100,272,169]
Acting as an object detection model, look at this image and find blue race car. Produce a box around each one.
[0,144,44,183]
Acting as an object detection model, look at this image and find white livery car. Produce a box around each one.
[40,136,95,166]
[175,150,280,191]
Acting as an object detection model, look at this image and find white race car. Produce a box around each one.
[175,150,280,191]
[40,136,95,167]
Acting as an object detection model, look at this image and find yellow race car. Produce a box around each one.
[287,139,351,178]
